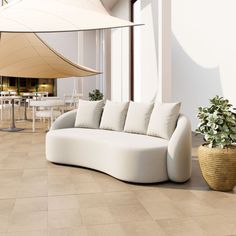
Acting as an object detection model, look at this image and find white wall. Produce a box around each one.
[133,0,159,102]
[171,0,236,129]
[110,0,131,102]
[38,32,79,98]
[80,30,98,100]
[39,31,102,100]
[110,0,172,104]
[39,31,100,100]
[104,30,111,99]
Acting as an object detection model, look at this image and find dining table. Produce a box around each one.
[0,96,23,132]
[30,99,64,132]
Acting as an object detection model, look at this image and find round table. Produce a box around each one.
[0,96,23,132]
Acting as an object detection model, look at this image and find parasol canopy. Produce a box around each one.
[0,0,138,33]
[0,32,99,78]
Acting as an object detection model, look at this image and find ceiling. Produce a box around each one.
[101,0,119,10]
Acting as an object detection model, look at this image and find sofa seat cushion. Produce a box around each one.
[46,128,169,183]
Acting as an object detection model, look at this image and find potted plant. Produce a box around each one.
[89,89,104,101]
[196,95,236,191]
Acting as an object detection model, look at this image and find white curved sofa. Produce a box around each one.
[46,109,192,183]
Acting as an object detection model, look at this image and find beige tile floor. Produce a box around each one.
[0,108,235,236]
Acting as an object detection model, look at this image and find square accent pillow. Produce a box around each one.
[100,100,129,131]
[124,102,154,135]
[74,99,104,129]
[147,102,181,140]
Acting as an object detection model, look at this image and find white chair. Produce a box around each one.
[0,100,10,120]
[31,100,64,131]
[9,91,21,116]
[22,92,33,108]
[0,91,11,120]
[64,93,81,110]
[40,92,49,98]
[1,91,10,96]
[9,91,17,96]
[32,92,48,101]
[41,96,61,101]
[0,97,20,121]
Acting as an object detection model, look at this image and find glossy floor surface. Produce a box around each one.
[0,109,235,236]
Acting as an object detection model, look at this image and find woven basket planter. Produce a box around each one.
[198,145,236,191]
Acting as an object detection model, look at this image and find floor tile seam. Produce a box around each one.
[0,197,16,201]
[136,196,173,207]
[6,229,48,234]
[108,203,154,222]
[76,220,160,228]
[187,215,236,234]
[173,200,221,216]
[48,193,86,198]
[155,219,208,235]
[5,197,26,234]
[171,207,218,219]
[0,168,26,171]
[6,210,48,233]
[14,196,49,201]
[92,187,132,194]
[190,213,229,221]
[80,218,155,227]
[6,228,48,234]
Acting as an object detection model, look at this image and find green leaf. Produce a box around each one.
[196,95,236,149]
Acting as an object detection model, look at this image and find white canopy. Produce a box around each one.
[0,0,137,33]
[0,33,99,78]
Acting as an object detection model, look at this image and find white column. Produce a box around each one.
[96,30,105,95]
[110,0,131,102]
[157,0,172,102]
[78,31,84,96]
[96,30,100,90]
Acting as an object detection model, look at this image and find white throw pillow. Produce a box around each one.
[147,102,181,140]
[100,100,129,131]
[124,102,154,135]
[74,99,104,129]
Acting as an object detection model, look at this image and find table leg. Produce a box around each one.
[24,99,27,120]
[10,99,16,129]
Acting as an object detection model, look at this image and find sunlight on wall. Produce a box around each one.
[172,0,235,68]
[172,0,236,129]
[110,0,130,102]
[133,0,142,102]
[133,0,159,102]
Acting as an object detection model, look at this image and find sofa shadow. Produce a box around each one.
[51,158,210,192]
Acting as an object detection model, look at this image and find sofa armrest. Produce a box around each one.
[50,109,77,130]
[167,114,192,182]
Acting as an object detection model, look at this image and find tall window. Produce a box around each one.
[131,0,142,102]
